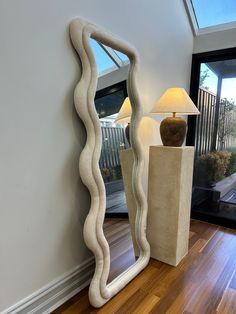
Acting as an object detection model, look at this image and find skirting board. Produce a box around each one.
[2,257,95,314]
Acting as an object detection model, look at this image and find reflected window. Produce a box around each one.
[90,39,118,75]
[114,50,129,63]
[89,39,129,77]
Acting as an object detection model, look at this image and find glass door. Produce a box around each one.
[188,49,236,228]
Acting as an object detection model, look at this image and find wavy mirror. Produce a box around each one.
[70,17,150,308]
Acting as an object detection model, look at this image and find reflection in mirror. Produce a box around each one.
[70,18,150,307]
[90,39,138,283]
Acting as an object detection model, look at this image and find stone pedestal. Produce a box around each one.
[147,145,194,266]
[120,148,139,256]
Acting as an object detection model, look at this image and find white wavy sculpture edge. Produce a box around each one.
[69,17,150,308]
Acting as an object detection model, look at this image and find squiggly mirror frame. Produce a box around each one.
[69,17,150,308]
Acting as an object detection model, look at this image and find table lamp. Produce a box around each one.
[150,87,200,147]
[115,97,132,144]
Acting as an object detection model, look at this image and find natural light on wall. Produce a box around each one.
[185,0,236,34]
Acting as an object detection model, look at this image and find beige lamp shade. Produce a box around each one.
[151,87,200,115]
[115,97,132,124]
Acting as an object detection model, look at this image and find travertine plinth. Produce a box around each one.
[120,148,139,256]
[147,145,194,266]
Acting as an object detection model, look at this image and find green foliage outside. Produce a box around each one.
[194,150,232,187]
[199,68,210,90]
[200,68,236,151]
[218,98,236,150]
[101,165,122,182]
[226,152,236,177]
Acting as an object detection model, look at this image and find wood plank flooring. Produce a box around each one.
[106,191,128,214]
[103,219,135,283]
[52,219,236,314]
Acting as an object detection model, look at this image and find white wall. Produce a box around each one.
[194,28,236,53]
[0,0,193,311]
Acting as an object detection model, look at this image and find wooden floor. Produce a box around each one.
[53,220,236,314]
[106,191,128,214]
[103,219,135,283]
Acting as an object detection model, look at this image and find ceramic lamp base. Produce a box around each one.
[160,117,186,147]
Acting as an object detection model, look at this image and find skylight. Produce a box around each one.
[185,0,236,35]
[192,0,236,28]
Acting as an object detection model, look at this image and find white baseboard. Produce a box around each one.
[2,257,95,314]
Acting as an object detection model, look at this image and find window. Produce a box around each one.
[187,47,236,229]
[185,0,236,35]
[192,0,236,28]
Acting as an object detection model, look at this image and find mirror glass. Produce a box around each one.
[90,38,139,283]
